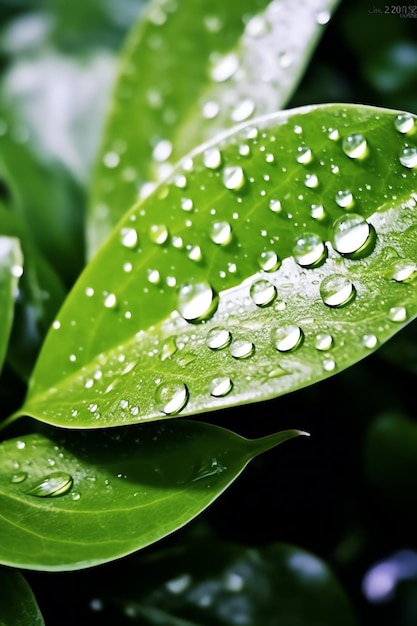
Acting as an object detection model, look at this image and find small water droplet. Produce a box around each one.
[328,128,340,140]
[152,139,173,162]
[304,173,319,188]
[209,376,233,397]
[210,221,232,245]
[147,269,161,284]
[11,472,28,484]
[149,224,169,244]
[188,245,203,262]
[210,53,239,82]
[296,146,312,164]
[104,293,117,309]
[246,14,270,37]
[331,214,373,255]
[322,358,336,372]
[155,381,189,415]
[178,281,218,322]
[71,491,81,501]
[249,279,277,306]
[269,199,282,213]
[206,327,231,350]
[202,100,220,119]
[399,146,417,169]
[181,197,193,212]
[258,250,280,272]
[315,333,333,351]
[316,9,331,24]
[231,99,255,122]
[223,166,245,191]
[52,320,61,330]
[388,306,407,322]
[120,227,138,249]
[239,144,251,157]
[335,189,354,209]
[203,148,222,169]
[278,52,292,68]
[342,134,368,159]
[293,233,326,267]
[229,340,254,359]
[320,274,355,307]
[174,174,187,189]
[394,113,415,134]
[271,325,303,352]
[363,334,378,349]
[27,472,73,497]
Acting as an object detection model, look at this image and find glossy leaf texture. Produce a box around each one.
[18,104,417,429]
[0,236,22,373]
[87,0,340,255]
[0,422,304,570]
[0,568,45,626]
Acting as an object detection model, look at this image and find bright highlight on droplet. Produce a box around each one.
[271,325,303,352]
[206,327,231,350]
[222,166,245,191]
[293,233,326,267]
[178,281,218,322]
[26,472,73,497]
[342,133,368,159]
[155,381,189,415]
[320,274,355,307]
[249,279,277,306]
[331,214,372,255]
[209,376,233,397]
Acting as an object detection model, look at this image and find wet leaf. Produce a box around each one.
[87,0,340,254]
[17,104,417,428]
[0,423,305,570]
[0,568,45,626]
[0,236,22,373]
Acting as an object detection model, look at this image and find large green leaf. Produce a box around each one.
[87,0,341,255]
[0,422,304,570]
[0,568,45,626]
[0,236,22,373]
[16,104,417,429]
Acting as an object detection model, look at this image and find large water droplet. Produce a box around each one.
[320,274,355,307]
[203,148,222,170]
[249,279,277,306]
[210,221,232,245]
[209,377,233,397]
[223,166,245,191]
[229,340,254,359]
[293,233,326,267]
[388,306,407,322]
[149,224,169,244]
[155,381,189,415]
[27,472,73,497]
[399,146,417,169]
[178,281,218,322]
[271,325,303,352]
[258,250,280,272]
[388,259,417,282]
[342,134,368,159]
[394,114,415,134]
[335,189,354,209]
[331,214,373,256]
[206,327,231,350]
[11,472,28,484]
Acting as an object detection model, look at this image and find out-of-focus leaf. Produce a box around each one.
[0,236,22,373]
[0,567,45,626]
[16,104,417,429]
[88,0,341,255]
[0,422,305,570]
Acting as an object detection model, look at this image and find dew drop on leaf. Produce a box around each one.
[180,197,193,211]
[389,306,407,322]
[104,293,117,309]
[210,221,232,245]
[271,325,303,352]
[231,99,255,123]
[120,228,138,249]
[222,166,245,191]
[399,146,417,169]
[335,189,354,208]
[249,279,277,307]
[155,381,189,415]
[229,340,254,359]
[320,274,355,307]
[315,333,333,351]
[10,472,28,484]
[310,204,325,220]
[209,376,233,397]
[292,233,326,267]
[160,336,178,361]
[363,334,378,349]
[258,250,280,272]
[149,224,169,244]
[210,53,239,82]
[322,358,336,372]
[342,133,368,159]
[388,259,417,282]
[296,146,312,164]
[269,199,282,213]
[304,173,319,188]
[26,472,73,497]
[206,327,231,350]
[331,214,372,255]
[394,114,415,134]
[203,148,222,170]
[177,281,218,322]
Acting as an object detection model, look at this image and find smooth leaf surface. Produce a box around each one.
[88,0,340,255]
[101,540,357,626]
[18,104,417,429]
[0,568,45,626]
[0,422,304,570]
[0,236,22,373]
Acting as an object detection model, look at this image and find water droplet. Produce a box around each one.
[104,293,117,309]
[239,144,251,157]
[202,100,220,119]
[304,173,319,188]
[155,381,189,415]
[27,472,73,497]
[223,166,245,191]
[71,491,81,501]
[322,358,336,372]
[310,204,325,220]
[147,269,161,284]
[152,139,173,162]
[149,224,169,244]
[206,327,231,350]
[174,174,187,189]
[316,9,331,24]
[249,279,277,306]
[52,320,61,330]
[181,197,193,211]
[394,113,415,134]
[388,259,417,282]
[11,472,27,484]
[161,336,178,361]
[271,325,303,352]
[293,233,326,268]
[11,264,23,278]
[315,333,333,351]
[399,146,417,169]
[103,151,120,168]
[269,199,282,213]
[363,334,378,349]
[278,52,292,68]
[231,99,255,122]
[258,250,280,272]
[296,146,312,164]
[331,214,373,255]
[203,148,222,170]
[188,245,203,262]
[342,134,368,159]
[320,274,355,307]
[388,306,407,322]
[335,189,354,209]
[328,128,340,140]
[178,281,218,322]
[210,221,232,245]
[209,376,233,397]
[229,340,254,359]
[210,53,239,82]
[120,227,138,249]
[246,14,270,37]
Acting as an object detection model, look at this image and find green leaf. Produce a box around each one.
[102,540,357,626]
[0,236,22,373]
[0,568,45,626]
[87,0,340,255]
[18,104,417,429]
[0,422,305,570]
